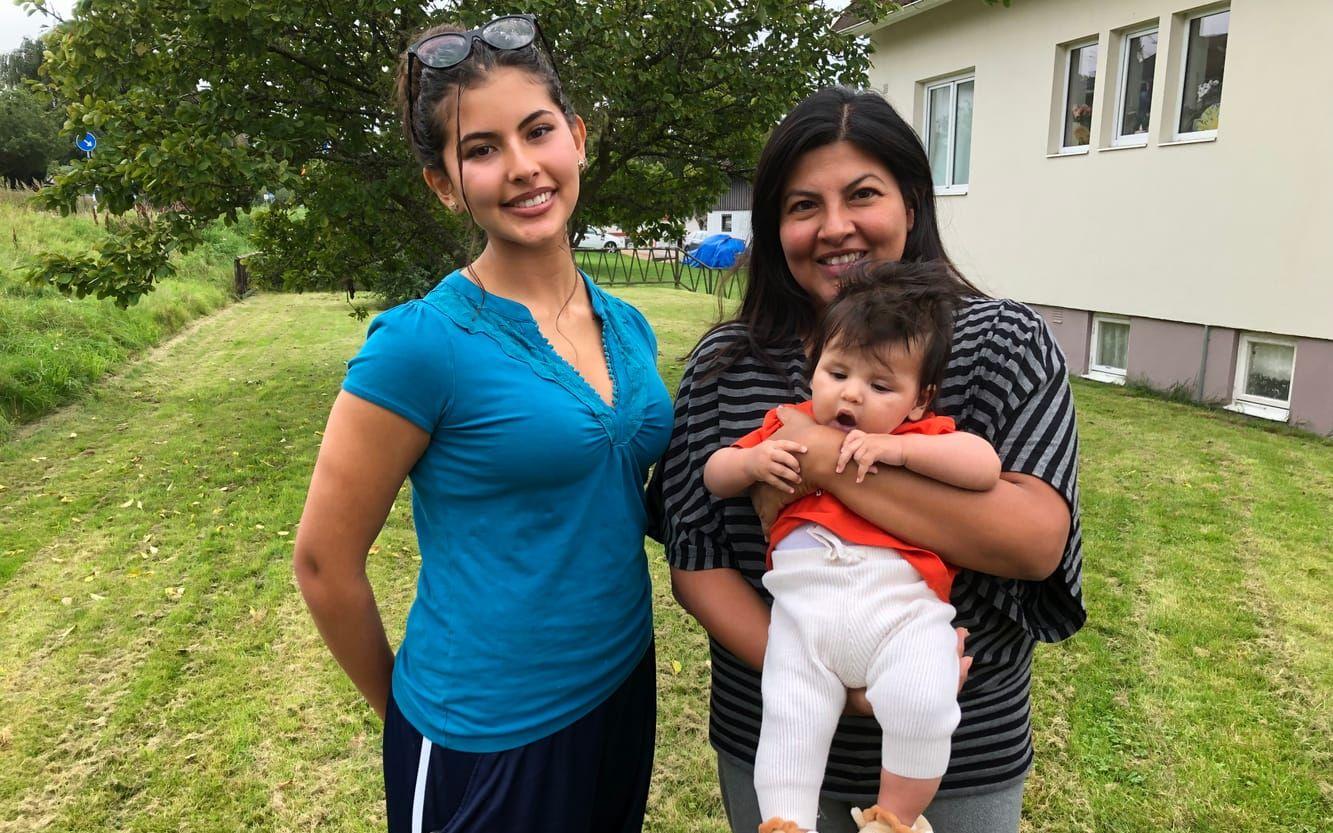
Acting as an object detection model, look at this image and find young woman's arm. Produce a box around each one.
[760,408,1068,581]
[293,391,430,720]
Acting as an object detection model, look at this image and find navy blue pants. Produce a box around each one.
[383,643,656,833]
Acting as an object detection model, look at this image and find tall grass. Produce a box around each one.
[0,192,250,439]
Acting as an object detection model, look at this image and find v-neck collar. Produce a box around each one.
[441,269,620,415]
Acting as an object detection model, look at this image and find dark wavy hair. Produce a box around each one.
[394,22,574,173]
[809,261,963,408]
[709,86,985,377]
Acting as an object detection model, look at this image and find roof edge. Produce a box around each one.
[836,0,960,36]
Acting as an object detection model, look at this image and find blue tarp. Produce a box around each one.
[683,234,745,269]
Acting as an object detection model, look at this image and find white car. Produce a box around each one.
[579,226,628,251]
[682,229,711,250]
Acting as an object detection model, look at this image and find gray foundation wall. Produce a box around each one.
[1029,304,1333,436]
[1291,339,1333,435]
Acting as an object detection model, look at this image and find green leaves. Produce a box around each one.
[26,0,903,305]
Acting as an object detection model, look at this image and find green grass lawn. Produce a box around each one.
[0,196,248,441]
[0,286,1328,832]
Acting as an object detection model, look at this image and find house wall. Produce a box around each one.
[707,210,751,241]
[1125,317,1207,390]
[866,0,1332,433]
[1030,303,1333,433]
[866,0,1333,341]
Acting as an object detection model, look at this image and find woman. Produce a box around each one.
[649,87,1085,833]
[293,15,672,833]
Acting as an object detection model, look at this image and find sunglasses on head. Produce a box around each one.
[406,14,561,151]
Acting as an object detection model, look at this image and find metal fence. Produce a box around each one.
[573,246,742,298]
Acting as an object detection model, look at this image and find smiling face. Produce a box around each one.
[778,140,915,309]
[810,339,932,435]
[424,65,586,251]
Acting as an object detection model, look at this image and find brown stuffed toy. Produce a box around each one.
[851,805,935,833]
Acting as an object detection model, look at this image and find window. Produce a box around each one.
[1228,335,1296,421]
[720,213,733,232]
[1088,315,1130,384]
[1115,27,1158,145]
[924,74,974,194]
[1176,9,1229,138]
[1061,41,1098,152]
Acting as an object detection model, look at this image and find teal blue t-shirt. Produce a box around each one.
[342,270,672,752]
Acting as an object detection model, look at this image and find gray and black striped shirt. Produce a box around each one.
[647,296,1085,798]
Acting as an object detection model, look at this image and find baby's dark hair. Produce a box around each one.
[808,261,963,406]
[394,22,574,171]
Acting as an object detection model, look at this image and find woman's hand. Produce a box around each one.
[843,628,972,716]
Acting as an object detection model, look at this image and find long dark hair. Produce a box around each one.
[710,86,985,376]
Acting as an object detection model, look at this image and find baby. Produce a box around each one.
[703,262,1001,833]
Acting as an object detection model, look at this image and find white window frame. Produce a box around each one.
[1173,7,1228,142]
[1226,334,1296,421]
[1060,39,1099,154]
[924,74,974,196]
[1086,315,1130,385]
[1113,25,1159,147]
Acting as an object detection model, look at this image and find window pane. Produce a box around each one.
[1179,11,1228,133]
[953,80,973,185]
[1245,341,1293,402]
[1097,322,1129,370]
[928,85,952,187]
[1120,31,1157,137]
[1063,44,1098,147]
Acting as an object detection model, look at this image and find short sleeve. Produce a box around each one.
[623,302,659,359]
[645,329,739,571]
[342,301,455,434]
[965,302,1086,642]
[733,408,783,449]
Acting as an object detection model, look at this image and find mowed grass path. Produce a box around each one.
[0,289,1328,832]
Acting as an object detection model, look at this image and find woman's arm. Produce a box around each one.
[670,566,771,670]
[292,391,430,720]
[765,409,1068,580]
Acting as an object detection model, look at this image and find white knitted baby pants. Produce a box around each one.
[754,525,960,831]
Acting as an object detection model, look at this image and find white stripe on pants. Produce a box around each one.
[754,527,960,830]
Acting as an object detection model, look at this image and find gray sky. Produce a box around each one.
[2,0,78,53]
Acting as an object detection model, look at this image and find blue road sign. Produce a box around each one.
[76,132,97,153]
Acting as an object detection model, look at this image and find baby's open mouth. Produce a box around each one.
[835,412,857,428]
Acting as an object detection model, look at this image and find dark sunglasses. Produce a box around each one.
[406,14,560,150]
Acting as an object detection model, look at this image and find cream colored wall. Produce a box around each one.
[866,0,1333,340]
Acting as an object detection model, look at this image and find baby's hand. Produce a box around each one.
[837,432,905,483]
[744,440,806,494]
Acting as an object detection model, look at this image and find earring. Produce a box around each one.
[578,157,587,171]
[445,199,457,211]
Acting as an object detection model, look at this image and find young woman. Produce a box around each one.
[293,16,672,833]
[649,87,1085,833]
